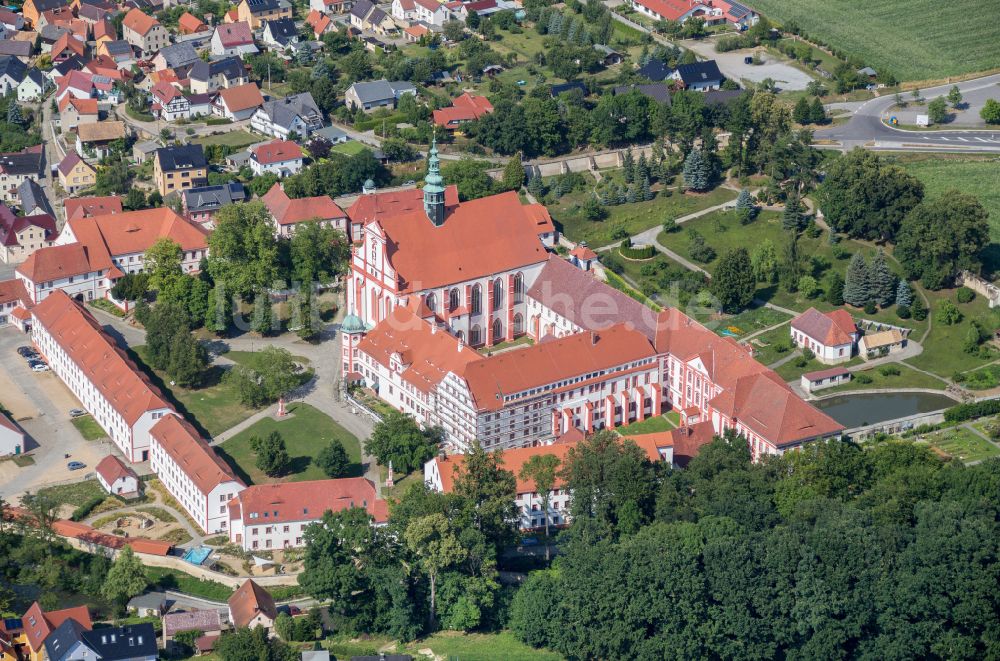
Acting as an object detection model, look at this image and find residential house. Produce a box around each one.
[30,292,173,462]
[261,182,347,238]
[250,92,323,139]
[344,79,416,112]
[51,33,86,62]
[55,69,97,103]
[212,82,264,120]
[391,0,415,21]
[637,57,671,82]
[153,144,208,197]
[0,278,30,329]
[59,96,99,131]
[92,16,116,45]
[0,40,34,64]
[669,60,724,90]
[0,147,44,203]
[57,152,96,194]
[594,44,622,66]
[97,40,136,67]
[49,56,86,84]
[309,0,352,13]
[18,603,92,661]
[17,69,48,102]
[801,366,851,393]
[261,17,298,50]
[613,82,672,104]
[121,8,169,55]
[210,21,258,57]
[0,206,58,264]
[148,412,245,533]
[95,454,140,498]
[0,411,25,456]
[859,329,906,359]
[227,479,387,551]
[44,623,157,661]
[312,125,349,144]
[75,120,127,160]
[187,56,248,94]
[432,91,492,130]
[410,0,452,26]
[0,9,25,33]
[0,56,26,95]
[17,180,53,218]
[402,24,429,43]
[248,139,302,177]
[790,307,858,364]
[151,82,191,121]
[23,0,68,28]
[177,11,208,34]
[152,41,200,76]
[550,80,587,98]
[126,593,167,618]
[228,580,277,630]
[304,9,334,38]
[350,0,394,34]
[236,0,292,29]
[63,195,123,221]
[182,182,247,226]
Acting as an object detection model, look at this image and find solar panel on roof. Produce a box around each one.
[728,1,749,18]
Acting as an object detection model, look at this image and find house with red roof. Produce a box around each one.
[261,182,347,238]
[148,413,244,533]
[95,454,140,497]
[58,95,99,132]
[212,82,264,121]
[150,81,191,121]
[227,478,386,551]
[31,291,174,462]
[64,195,123,222]
[18,603,92,661]
[210,21,258,58]
[177,11,208,34]
[305,9,335,37]
[52,32,87,62]
[249,139,302,177]
[432,92,493,131]
[790,307,859,363]
[0,204,58,264]
[0,278,30,329]
[121,8,169,55]
[0,410,25,456]
[630,0,756,27]
[228,580,277,630]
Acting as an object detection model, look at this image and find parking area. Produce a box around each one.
[682,38,815,91]
[0,327,112,502]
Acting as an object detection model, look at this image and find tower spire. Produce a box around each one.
[423,134,446,226]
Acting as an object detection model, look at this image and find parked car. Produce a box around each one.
[31,363,49,372]
[69,408,86,418]
[67,461,86,470]
[16,346,36,358]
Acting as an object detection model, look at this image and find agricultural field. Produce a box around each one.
[748,0,1000,81]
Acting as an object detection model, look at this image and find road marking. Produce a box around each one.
[939,137,950,141]
[957,137,969,142]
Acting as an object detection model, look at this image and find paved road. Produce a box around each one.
[816,73,1000,152]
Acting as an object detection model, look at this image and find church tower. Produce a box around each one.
[423,137,446,226]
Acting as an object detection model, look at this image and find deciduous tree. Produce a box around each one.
[711,248,755,313]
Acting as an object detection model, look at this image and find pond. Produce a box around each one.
[813,391,958,428]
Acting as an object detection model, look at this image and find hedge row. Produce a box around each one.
[943,399,1000,423]
[70,495,108,522]
[619,243,656,260]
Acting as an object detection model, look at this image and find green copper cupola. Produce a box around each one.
[423,137,446,226]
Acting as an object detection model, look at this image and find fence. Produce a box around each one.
[956,271,1000,308]
[845,409,948,440]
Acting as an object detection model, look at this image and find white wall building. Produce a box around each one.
[31,291,173,462]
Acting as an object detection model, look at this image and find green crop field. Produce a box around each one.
[896,156,1000,241]
[748,0,1000,81]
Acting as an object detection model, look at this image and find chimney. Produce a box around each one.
[431,323,437,334]
[591,331,599,345]
[458,337,465,352]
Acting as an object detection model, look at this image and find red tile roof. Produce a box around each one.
[251,140,302,165]
[228,580,277,630]
[633,0,693,21]
[95,454,137,487]
[58,95,99,114]
[177,12,207,34]
[22,604,92,652]
[433,92,493,127]
[216,82,264,113]
[346,185,459,227]
[373,191,550,292]
[463,324,658,412]
[67,207,208,260]
[17,243,94,283]
[434,442,578,494]
[215,21,252,46]
[149,414,243,496]
[0,410,22,436]
[0,211,57,248]
[228,477,388,526]
[51,519,174,555]
[64,195,123,221]
[626,420,716,467]
[122,8,160,36]
[802,366,851,382]
[53,32,86,58]
[0,278,28,305]
[261,183,345,226]
[305,9,332,35]
[569,244,597,261]
[791,307,857,346]
[57,152,91,177]
[358,305,481,394]
[31,291,172,426]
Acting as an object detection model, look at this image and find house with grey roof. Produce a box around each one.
[17,69,48,102]
[0,40,32,63]
[182,182,247,226]
[261,17,298,49]
[188,56,249,94]
[250,92,323,139]
[0,56,26,95]
[152,41,200,75]
[18,179,54,217]
[344,80,416,112]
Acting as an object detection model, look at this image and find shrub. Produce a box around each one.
[793,356,808,368]
[773,341,790,354]
[71,495,109,522]
[802,348,815,361]
[943,399,1000,423]
[879,365,901,377]
[863,301,877,314]
[957,287,975,304]
[896,305,911,319]
[854,373,873,384]
[620,244,656,260]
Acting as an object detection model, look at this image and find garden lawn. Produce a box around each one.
[922,427,1000,464]
[144,567,232,601]
[905,289,1000,377]
[746,0,1000,81]
[216,402,362,485]
[896,155,1000,243]
[71,415,106,441]
[329,140,368,156]
[552,183,736,248]
[195,130,260,149]
[746,324,794,367]
[400,632,563,661]
[130,345,258,438]
[225,350,311,366]
[715,306,792,339]
[618,414,675,435]
[813,364,947,395]
[37,480,107,507]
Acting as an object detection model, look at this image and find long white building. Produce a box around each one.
[227,478,387,551]
[31,291,173,462]
[149,413,245,534]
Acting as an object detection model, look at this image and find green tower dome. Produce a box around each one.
[341,313,366,334]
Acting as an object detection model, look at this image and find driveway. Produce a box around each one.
[682,38,815,91]
[0,328,113,502]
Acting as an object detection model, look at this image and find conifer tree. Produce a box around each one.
[895,280,913,308]
[793,96,810,124]
[870,248,896,307]
[682,149,709,191]
[782,195,803,231]
[843,252,871,307]
[622,147,635,183]
[736,188,753,210]
[809,97,826,123]
[7,102,22,126]
[625,184,637,204]
[641,176,653,201]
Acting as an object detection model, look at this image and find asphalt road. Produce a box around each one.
[816,73,1000,152]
